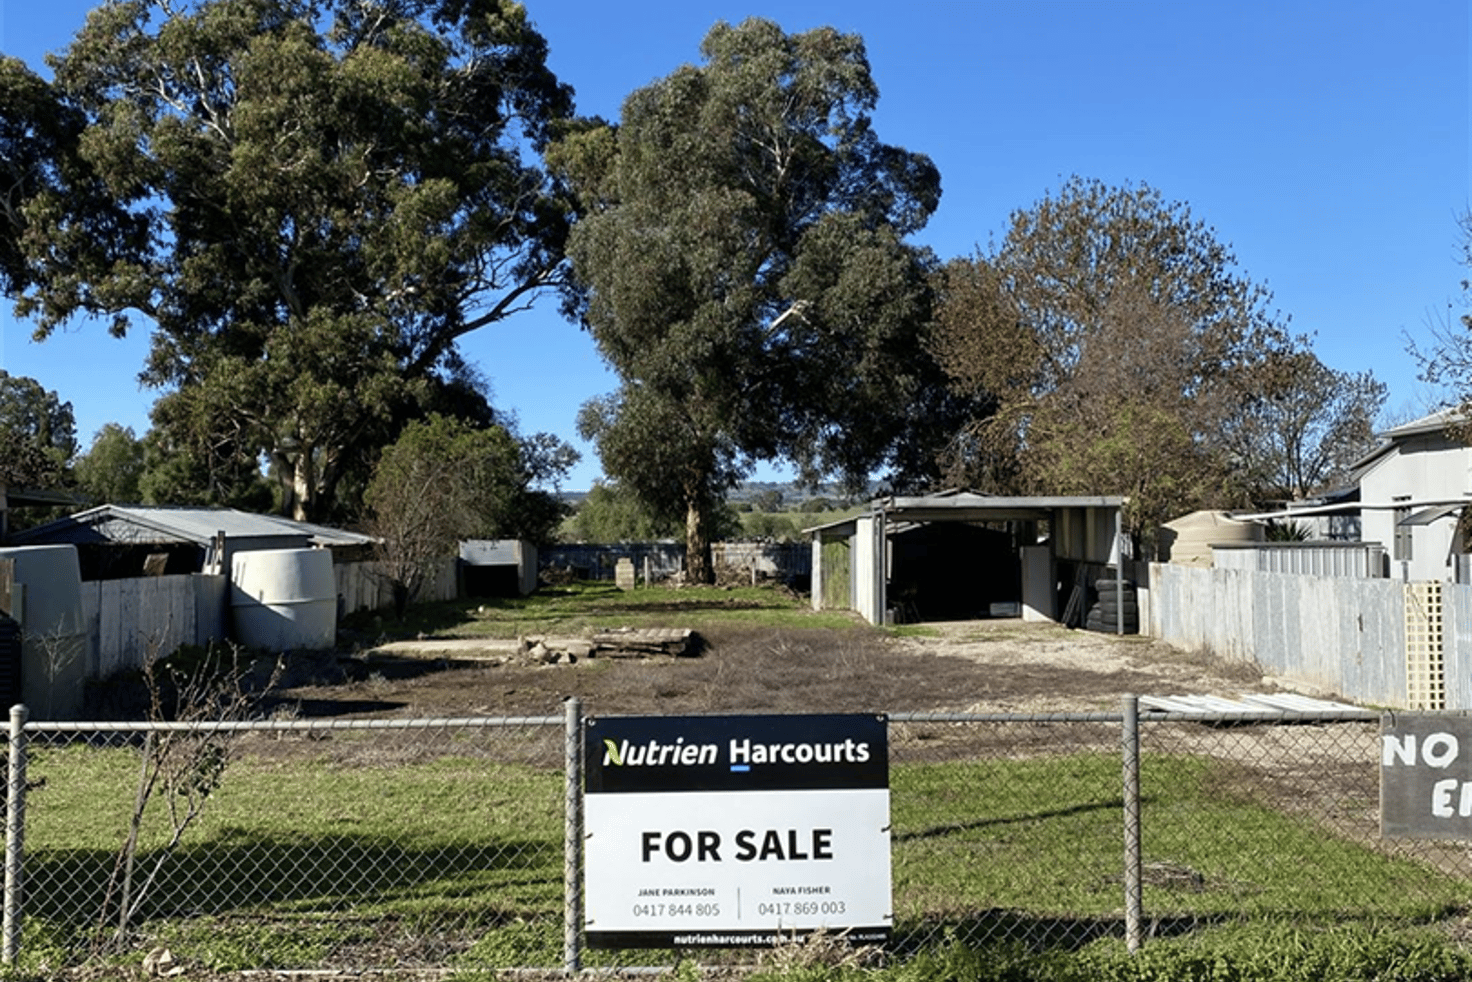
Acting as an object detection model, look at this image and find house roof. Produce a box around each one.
[11,505,373,549]
[1348,407,1467,476]
[1380,407,1465,440]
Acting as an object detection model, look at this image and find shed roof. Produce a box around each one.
[877,491,1124,523]
[12,505,373,548]
[804,491,1126,535]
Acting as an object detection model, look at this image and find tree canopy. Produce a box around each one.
[0,55,145,309]
[73,422,146,505]
[932,177,1323,535]
[562,481,708,545]
[553,17,947,581]
[1224,350,1386,501]
[17,0,574,522]
[0,370,78,490]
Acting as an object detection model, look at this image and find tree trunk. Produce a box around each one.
[291,459,313,523]
[273,439,318,523]
[685,501,714,585]
[270,449,300,520]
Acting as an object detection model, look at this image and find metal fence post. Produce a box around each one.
[4,704,27,965]
[564,696,583,973]
[1122,694,1142,953]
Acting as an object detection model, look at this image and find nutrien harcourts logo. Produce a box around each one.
[587,715,887,796]
[600,735,873,771]
[602,736,720,768]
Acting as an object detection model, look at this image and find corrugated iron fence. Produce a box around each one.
[3,701,1469,975]
[1144,562,1472,710]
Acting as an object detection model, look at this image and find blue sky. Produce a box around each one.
[1,0,1468,491]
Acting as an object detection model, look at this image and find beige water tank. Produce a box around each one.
[1159,511,1263,566]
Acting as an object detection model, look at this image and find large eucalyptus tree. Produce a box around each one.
[18,0,573,520]
[553,18,945,582]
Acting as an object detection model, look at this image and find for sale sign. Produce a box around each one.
[583,713,890,948]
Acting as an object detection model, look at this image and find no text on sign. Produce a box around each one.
[583,713,891,949]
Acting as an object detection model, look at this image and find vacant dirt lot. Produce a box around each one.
[273,618,1279,720]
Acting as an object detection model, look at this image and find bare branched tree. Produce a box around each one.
[94,642,280,952]
[1407,209,1472,431]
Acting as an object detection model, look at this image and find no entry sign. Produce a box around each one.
[583,713,891,948]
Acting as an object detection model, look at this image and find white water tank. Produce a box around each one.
[230,548,337,651]
[0,545,87,719]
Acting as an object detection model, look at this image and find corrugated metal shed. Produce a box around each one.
[460,539,538,596]
[807,490,1127,626]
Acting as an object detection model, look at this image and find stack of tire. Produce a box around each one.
[1085,578,1138,634]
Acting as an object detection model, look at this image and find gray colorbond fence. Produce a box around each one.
[4,700,1470,975]
[1449,583,1472,709]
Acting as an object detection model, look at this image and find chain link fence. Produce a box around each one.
[3,701,1469,974]
[888,705,1470,955]
[8,713,569,974]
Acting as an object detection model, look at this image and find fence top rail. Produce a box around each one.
[18,715,563,734]
[891,711,1124,724]
[10,707,1384,735]
[894,708,1380,725]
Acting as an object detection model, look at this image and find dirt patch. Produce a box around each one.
[269,619,1283,721]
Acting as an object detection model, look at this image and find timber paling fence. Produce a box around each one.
[1,699,1469,974]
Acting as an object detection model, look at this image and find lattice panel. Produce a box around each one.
[1405,580,1446,710]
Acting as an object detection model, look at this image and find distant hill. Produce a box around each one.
[730,480,885,504]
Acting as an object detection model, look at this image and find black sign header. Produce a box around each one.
[585,713,888,793]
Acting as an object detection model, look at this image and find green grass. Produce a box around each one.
[891,754,1465,938]
[14,737,1471,976]
[836,924,1472,982]
[21,740,567,971]
[343,580,869,641]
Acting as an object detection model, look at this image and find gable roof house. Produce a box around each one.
[1352,409,1472,582]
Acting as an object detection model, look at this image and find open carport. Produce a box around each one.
[807,491,1126,626]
